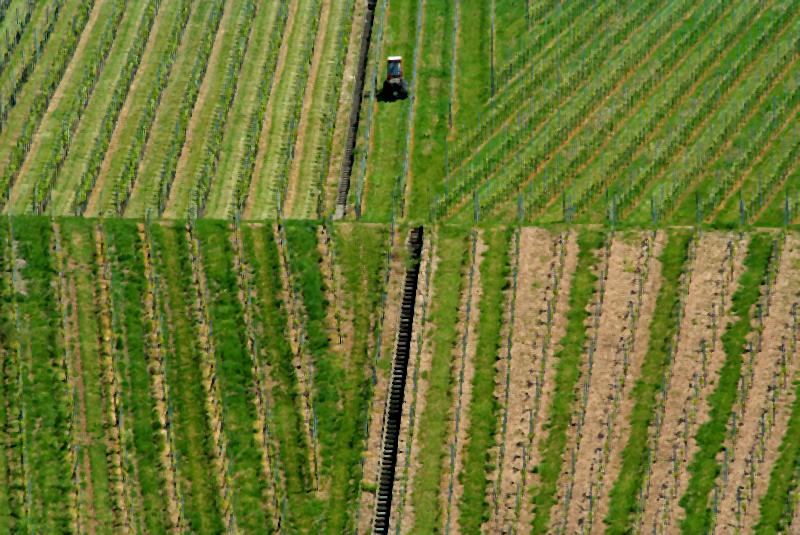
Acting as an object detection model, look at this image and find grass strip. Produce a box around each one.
[458,226,511,531]
[755,374,800,533]
[195,220,273,531]
[604,229,693,533]
[149,223,224,533]
[13,216,73,532]
[529,228,605,534]
[410,224,471,531]
[679,232,774,533]
[104,219,171,532]
[243,224,319,530]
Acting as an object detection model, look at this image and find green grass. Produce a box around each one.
[410,225,471,531]
[13,216,73,532]
[754,376,800,534]
[603,230,693,533]
[458,226,511,532]
[679,232,774,533]
[529,228,605,534]
[242,224,319,530]
[196,220,273,531]
[62,219,115,530]
[104,219,172,533]
[454,0,490,133]
[149,223,225,533]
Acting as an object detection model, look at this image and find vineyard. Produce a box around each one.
[1,0,800,534]
[0,220,797,533]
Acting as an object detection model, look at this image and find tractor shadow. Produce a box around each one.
[377,80,409,102]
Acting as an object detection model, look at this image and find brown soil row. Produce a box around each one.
[138,224,183,531]
[516,230,579,531]
[562,234,652,533]
[546,232,613,533]
[717,234,800,532]
[641,232,747,533]
[93,228,132,532]
[229,226,281,529]
[592,232,667,532]
[356,232,405,534]
[484,228,561,533]
[391,234,438,534]
[446,232,485,535]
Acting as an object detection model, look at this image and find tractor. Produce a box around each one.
[380,56,408,101]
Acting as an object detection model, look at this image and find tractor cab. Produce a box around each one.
[387,56,403,80]
[380,56,408,101]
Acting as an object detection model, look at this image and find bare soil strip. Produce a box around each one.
[591,232,667,532]
[138,224,183,531]
[357,234,406,534]
[484,227,557,533]
[561,235,651,533]
[516,230,579,532]
[446,233,485,534]
[390,235,438,534]
[641,232,747,533]
[717,234,800,532]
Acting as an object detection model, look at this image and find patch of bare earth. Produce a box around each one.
[356,232,405,534]
[560,234,651,534]
[446,232,485,535]
[284,0,331,217]
[717,234,800,532]
[591,232,667,533]
[390,235,439,534]
[482,228,559,533]
[515,230,579,533]
[640,232,747,533]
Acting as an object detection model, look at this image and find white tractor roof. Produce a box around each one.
[388,56,402,61]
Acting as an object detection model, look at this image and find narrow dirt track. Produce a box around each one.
[516,231,579,532]
[640,232,747,533]
[561,235,651,533]
[591,232,667,532]
[446,233,485,534]
[389,235,437,534]
[717,234,800,532]
[485,228,559,533]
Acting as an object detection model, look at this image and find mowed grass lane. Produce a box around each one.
[285,0,355,219]
[203,0,289,219]
[0,0,90,205]
[96,0,221,215]
[47,0,160,213]
[161,0,257,219]
[83,0,195,216]
[9,0,147,213]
